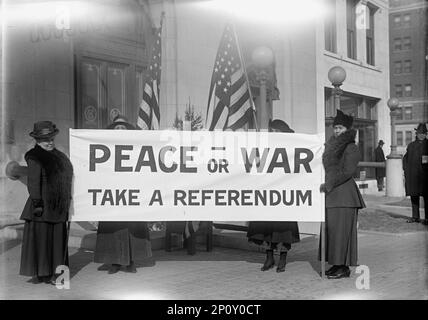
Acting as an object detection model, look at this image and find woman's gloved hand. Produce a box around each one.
[32,199,44,217]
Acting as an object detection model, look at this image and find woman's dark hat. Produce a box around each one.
[333,110,353,129]
[414,123,427,134]
[29,121,59,139]
[269,119,294,133]
[378,140,385,145]
[106,115,135,130]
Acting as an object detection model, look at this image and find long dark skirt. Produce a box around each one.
[20,221,69,277]
[94,222,152,266]
[247,221,300,251]
[320,208,358,266]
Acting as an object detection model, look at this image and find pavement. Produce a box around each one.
[0,193,427,300]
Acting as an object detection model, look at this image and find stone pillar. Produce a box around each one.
[386,158,405,197]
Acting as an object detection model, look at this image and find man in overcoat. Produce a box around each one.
[402,123,428,224]
[374,140,386,191]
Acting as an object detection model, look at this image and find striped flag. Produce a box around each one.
[137,23,162,130]
[206,24,255,131]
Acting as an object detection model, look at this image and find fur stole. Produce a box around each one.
[322,129,357,169]
[25,145,73,214]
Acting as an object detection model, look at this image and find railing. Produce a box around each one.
[357,161,385,168]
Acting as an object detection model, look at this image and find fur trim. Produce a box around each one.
[323,129,357,168]
[25,145,73,215]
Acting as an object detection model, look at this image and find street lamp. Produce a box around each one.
[386,97,401,158]
[328,66,346,112]
[252,46,274,130]
[385,97,405,197]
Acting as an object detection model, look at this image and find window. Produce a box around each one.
[404,106,413,119]
[346,0,357,59]
[403,37,411,50]
[325,0,337,53]
[403,14,411,27]
[403,60,412,73]
[405,131,413,145]
[395,84,403,97]
[393,15,401,27]
[404,84,412,97]
[397,131,403,146]
[394,38,402,51]
[394,61,402,74]
[366,6,375,65]
[396,108,403,120]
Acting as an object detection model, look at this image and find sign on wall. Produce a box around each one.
[69,129,325,221]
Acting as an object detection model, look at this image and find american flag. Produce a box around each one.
[206,24,255,131]
[137,24,162,130]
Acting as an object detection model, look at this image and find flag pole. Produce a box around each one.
[230,23,259,132]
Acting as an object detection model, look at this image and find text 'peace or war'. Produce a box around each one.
[88,145,314,174]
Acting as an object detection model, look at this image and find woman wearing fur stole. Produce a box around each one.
[319,110,365,279]
[20,121,73,284]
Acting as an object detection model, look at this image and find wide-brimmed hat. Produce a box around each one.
[106,115,135,130]
[333,110,353,129]
[378,140,385,145]
[269,119,294,133]
[29,121,59,139]
[415,123,427,134]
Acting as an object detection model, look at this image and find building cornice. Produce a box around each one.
[390,2,427,13]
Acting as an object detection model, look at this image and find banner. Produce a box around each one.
[69,129,325,221]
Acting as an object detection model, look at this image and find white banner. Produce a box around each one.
[69,129,325,221]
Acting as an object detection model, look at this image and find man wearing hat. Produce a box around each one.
[402,123,428,224]
[20,121,73,284]
[374,140,386,191]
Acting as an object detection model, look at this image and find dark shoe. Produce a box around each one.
[97,264,109,271]
[261,249,275,271]
[125,262,137,273]
[325,265,340,276]
[327,266,351,279]
[276,251,287,273]
[406,217,420,223]
[108,264,121,274]
[30,276,43,284]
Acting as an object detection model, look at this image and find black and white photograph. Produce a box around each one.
[0,0,427,305]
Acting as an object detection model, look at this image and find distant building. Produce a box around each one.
[389,0,428,154]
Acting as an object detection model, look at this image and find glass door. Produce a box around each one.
[77,57,129,129]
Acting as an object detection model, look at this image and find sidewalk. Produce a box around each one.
[1,230,427,299]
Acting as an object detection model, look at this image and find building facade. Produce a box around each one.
[1,0,391,231]
[389,0,428,154]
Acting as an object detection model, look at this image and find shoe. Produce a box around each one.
[325,265,340,276]
[30,276,43,284]
[125,262,137,273]
[406,217,420,223]
[327,266,351,279]
[261,249,275,271]
[108,264,121,274]
[276,251,287,273]
[97,264,109,271]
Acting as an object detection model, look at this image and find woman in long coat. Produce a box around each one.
[20,121,73,284]
[247,119,300,273]
[319,110,365,279]
[94,115,152,274]
[402,123,428,224]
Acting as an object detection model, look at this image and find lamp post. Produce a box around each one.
[252,46,274,130]
[386,97,400,158]
[328,66,346,112]
[385,97,405,197]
